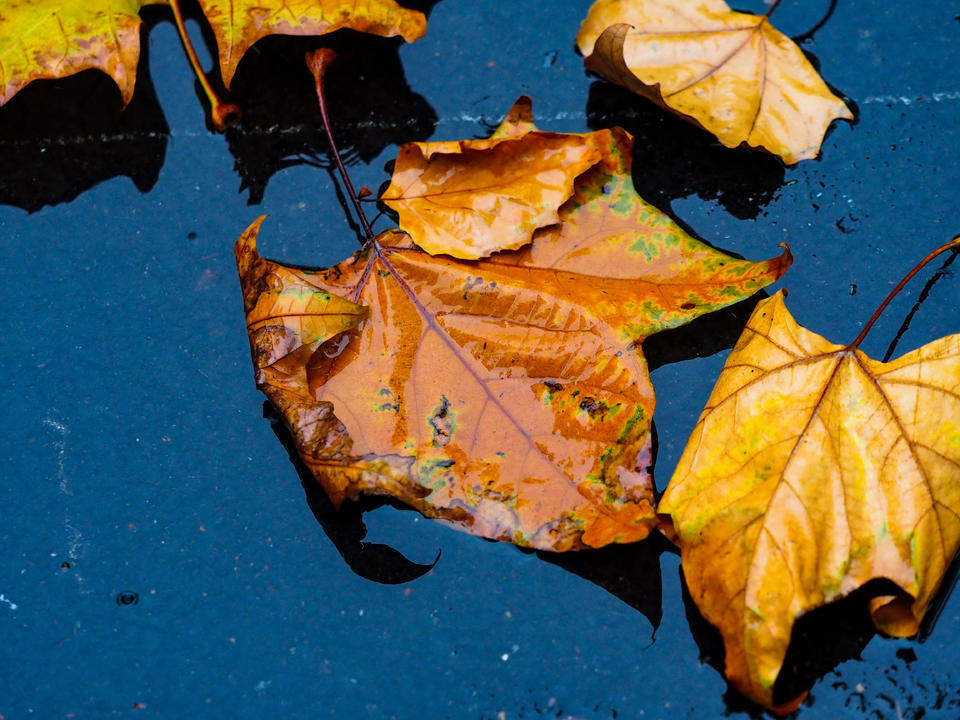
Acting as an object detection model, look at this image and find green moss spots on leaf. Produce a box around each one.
[610,191,635,216]
[418,457,456,490]
[616,406,646,443]
[628,236,658,260]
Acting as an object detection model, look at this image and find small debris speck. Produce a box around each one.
[115,591,139,606]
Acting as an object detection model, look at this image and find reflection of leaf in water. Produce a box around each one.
[225,33,438,204]
[586,81,784,221]
[0,13,168,213]
[266,403,439,584]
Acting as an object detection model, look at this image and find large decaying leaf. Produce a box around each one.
[0,0,162,105]
[197,0,426,88]
[0,0,425,107]
[659,291,960,710]
[576,0,853,164]
[237,109,791,551]
[381,96,604,260]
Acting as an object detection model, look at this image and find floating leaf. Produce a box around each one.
[0,0,426,108]
[381,96,605,259]
[0,0,163,106]
[237,115,791,551]
[197,0,427,88]
[659,291,960,711]
[576,0,853,164]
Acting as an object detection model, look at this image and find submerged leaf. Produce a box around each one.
[576,0,853,164]
[381,96,605,260]
[659,291,960,710]
[237,119,790,551]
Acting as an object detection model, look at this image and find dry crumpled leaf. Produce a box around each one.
[197,0,426,88]
[0,0,164,106]
[576,0,853,164]
[659,291,960,711]
[0,0,425,107]
[237,111,791,551]
[381,96,605,260]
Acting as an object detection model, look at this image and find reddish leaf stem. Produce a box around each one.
[764,0,783,18]
[308,50,375,242]
[847,236,960,350]
[168,0,240,130]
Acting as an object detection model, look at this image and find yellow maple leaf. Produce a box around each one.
[197,0,426,89]
[576,0,853,164]
[660,288,960,711]
[0,0,165,106]
[0,0,425,114]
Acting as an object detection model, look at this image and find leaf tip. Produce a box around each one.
[775,242,794,277]
[235,215,269,272]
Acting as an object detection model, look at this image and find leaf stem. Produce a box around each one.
[307,50,375,243]
[168,0,241,131]
[792,0,838,43]
[764,0,783,19]
[847,236,960,350]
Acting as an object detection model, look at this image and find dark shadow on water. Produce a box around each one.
[0,8,169,213]
[644,292,767,373]
[679,565,915,715]
[883,247,959,363]
[585,81,785,221]
[391,0,443,17]
[225,31,438,205]
[539,533,671,633]
[263,402,440,584]
[790,0,839,45]
[919,538,960,641]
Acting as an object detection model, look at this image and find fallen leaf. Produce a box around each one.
[0,0,164,106]
[381,96,605,259]
[659,290,960,710]
[237,111,791,551]
[0,0,425,107]
[576,0,853,164]
[197,0,427,88]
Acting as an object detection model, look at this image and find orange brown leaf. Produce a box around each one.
[381,96,605,260]
[659,291,960,711]
[237,119,791,551]
[576,0,853,164]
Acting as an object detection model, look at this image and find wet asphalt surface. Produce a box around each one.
[1,1,959,718]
